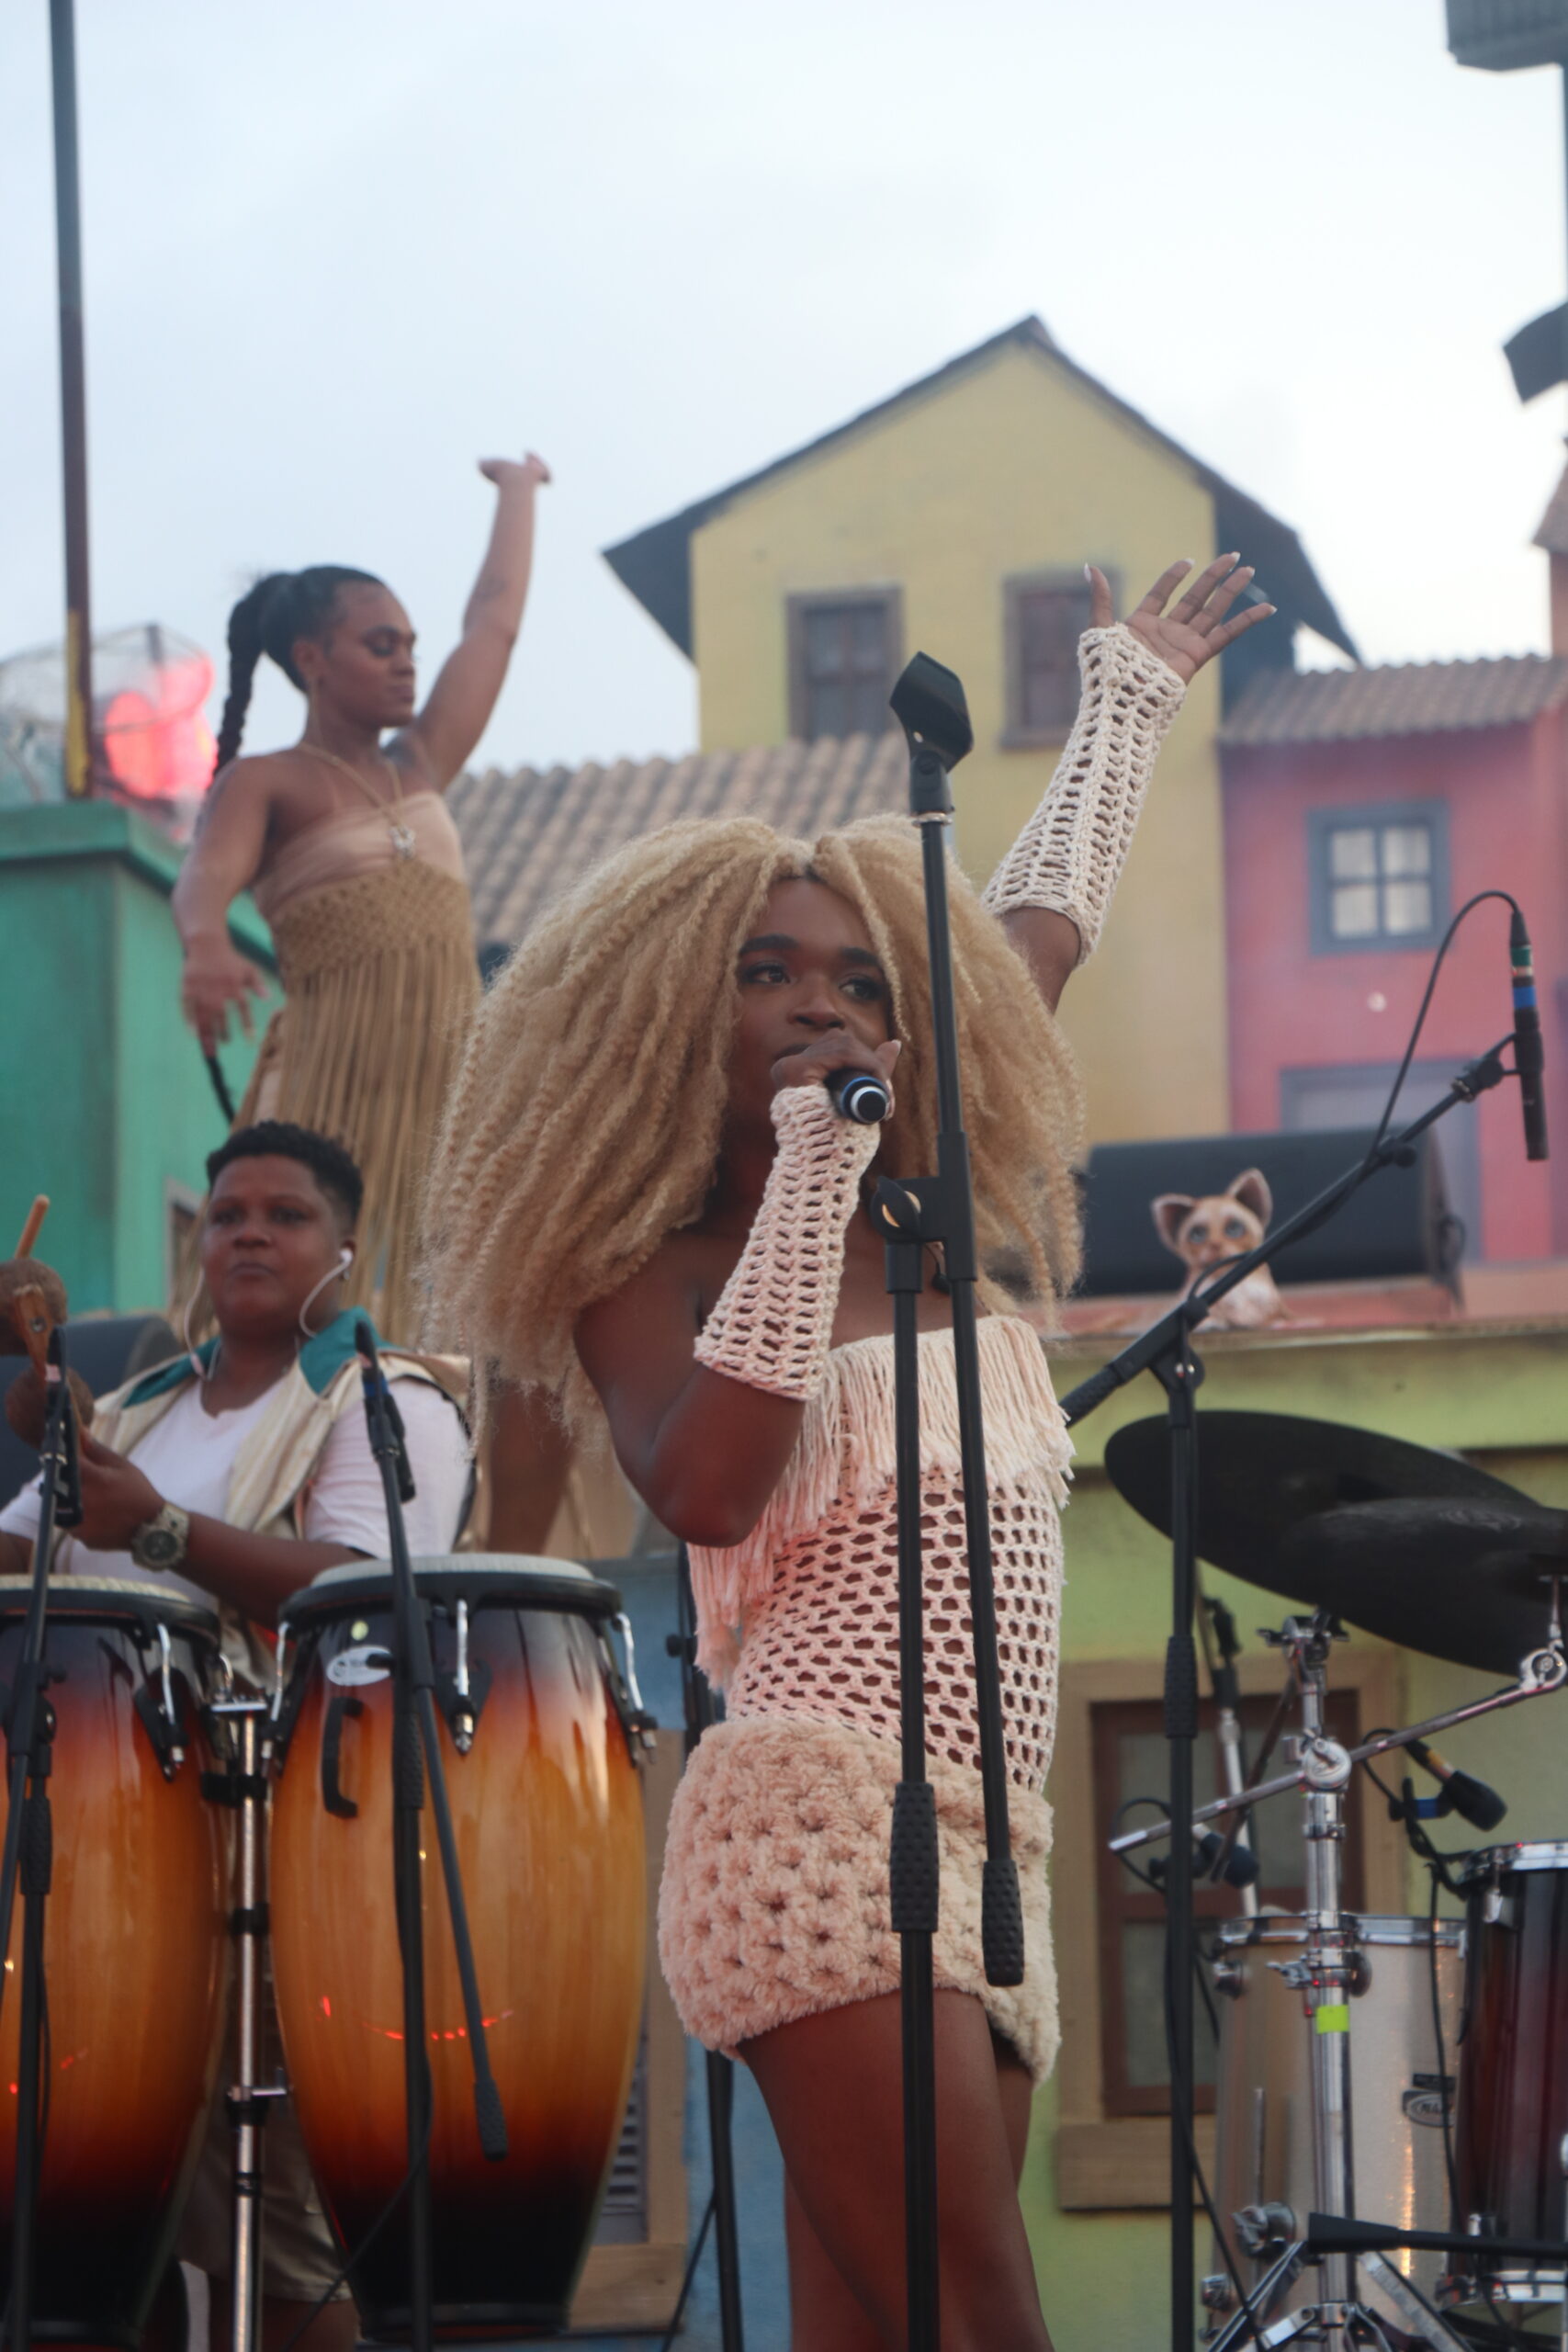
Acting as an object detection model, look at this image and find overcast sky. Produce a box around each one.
[4,0,1567,772]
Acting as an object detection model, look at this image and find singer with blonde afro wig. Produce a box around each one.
[423,811,1082,1427]
[424,557,1272,2352]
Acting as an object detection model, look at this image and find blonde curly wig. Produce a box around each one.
[423,816,1084,1428]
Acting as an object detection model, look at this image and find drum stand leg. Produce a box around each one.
[214,1701,283,2352]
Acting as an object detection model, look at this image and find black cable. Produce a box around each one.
[274,2103,434,2352]
[204,1048,237,1124]
[658,2190,717,2352]
[1361,889,1520,1170]
[1160,1928,1266,2345]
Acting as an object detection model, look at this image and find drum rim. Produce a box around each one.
[1215,1911,1463,1948]
[0,1573,220,1637]
[1460,1840,1568,1878]
[279,1555,624,1630]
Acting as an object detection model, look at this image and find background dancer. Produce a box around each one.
[171,450,549,1349]
[425,558,1272,2348]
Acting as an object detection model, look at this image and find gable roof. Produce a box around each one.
[449,733,909,946]
[1221,651,1568,745]
[604,315,1357,663]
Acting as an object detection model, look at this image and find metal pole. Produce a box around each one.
[228,1707,268,2352]
[48,0,95,798]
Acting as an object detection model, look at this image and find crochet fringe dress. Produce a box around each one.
[656,621,1184,2085]
[659,1317,1074,2083]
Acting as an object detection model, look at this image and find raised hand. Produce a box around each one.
[1088,554,1275,684]
[479,452,552,494]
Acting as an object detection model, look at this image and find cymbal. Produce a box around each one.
[1102,1413,1562,1674]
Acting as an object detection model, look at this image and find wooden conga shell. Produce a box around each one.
[269,1560,646,2339]
[0,1580,228,2349]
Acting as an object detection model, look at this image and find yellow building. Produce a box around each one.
[606,316,1354,1146]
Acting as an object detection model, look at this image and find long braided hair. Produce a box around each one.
[212,567,386,775]
[423,815,1086,1437]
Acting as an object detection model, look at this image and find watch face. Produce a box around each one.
[140,1527,181,1566]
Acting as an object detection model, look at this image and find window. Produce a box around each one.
[1308,802,1449,953]
[1092,1692,1363,2118]
[787,593,900,741]
[1004,574,1096,741]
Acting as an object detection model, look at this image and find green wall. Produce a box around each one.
[1029,1315,1568,2350]
[0,803,272,1313]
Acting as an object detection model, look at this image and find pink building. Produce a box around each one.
[1221,577,1568,1271]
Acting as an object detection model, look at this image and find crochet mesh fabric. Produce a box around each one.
[727,1464,1062,1792]
[982,620,1185,964]
[694,1084,880,1402]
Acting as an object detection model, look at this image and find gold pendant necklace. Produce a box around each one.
[300,741,418,860]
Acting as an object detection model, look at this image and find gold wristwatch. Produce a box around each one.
[130,1502,190,1574]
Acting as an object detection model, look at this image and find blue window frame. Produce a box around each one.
[1306,800,1450,955]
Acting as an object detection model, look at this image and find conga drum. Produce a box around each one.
[1455,1842,1568,2307]
[0,1577,229,2347]
[269,1558,647,2340]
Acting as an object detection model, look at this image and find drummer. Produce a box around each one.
[0,1118,469,2352]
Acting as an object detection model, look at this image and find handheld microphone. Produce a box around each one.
[1404,1736,1507,1833]
[1510,910,1549,1162]
[826,1067,891,1125]
[1150,1826,1260,1892]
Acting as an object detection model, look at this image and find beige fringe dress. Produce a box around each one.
[232,793,478,1344]
[660,1314,1073,2082]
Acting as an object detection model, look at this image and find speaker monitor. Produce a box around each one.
[1076,1127,1457,1299]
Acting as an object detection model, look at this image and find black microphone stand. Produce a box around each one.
[874,654,1026,2352]
[1059,1036,1513,2352]
[354,1321,507,2351]
[667,1548,744,2352]
[0,1328,81,2352]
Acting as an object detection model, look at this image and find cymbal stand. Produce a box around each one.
[0,1327,80,2352]
[1200,1615,1476,2352]
[1063,1037,1511,2352]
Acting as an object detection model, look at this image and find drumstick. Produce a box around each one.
[13,1197,47,1261]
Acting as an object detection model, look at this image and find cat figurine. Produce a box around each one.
[1151,1169,1290,1330]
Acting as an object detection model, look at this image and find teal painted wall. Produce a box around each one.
[1030,1317,1568,2351]
[0,804,272,1313]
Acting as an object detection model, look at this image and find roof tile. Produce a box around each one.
[451,733,909,945]
[1221,654,1568,746]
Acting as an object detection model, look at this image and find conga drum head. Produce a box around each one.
[0,1572,220,1638]
[270,1552,647,2341]
[279,1554,623,1629]
[1457,1841,1568,2286]
[0,1575,228,2346]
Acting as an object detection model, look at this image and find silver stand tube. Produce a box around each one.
[218,1700,276,2352]
[1213,1699,1258,1919]
[1288,1620,1355,2346]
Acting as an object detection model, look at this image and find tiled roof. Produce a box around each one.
[1533,458,1568,555]
[604,316,1357,665]
[450,733,909,944]
[1221,653,1568,746]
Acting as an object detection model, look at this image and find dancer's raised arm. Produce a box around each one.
[988,553,1274,1013]
[401,452,552,788]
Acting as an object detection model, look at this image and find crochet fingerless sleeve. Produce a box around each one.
[983,621,1186,965]
[694,1085,881,1402]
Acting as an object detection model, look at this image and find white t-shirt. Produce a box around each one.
[0,1374,469,1611]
